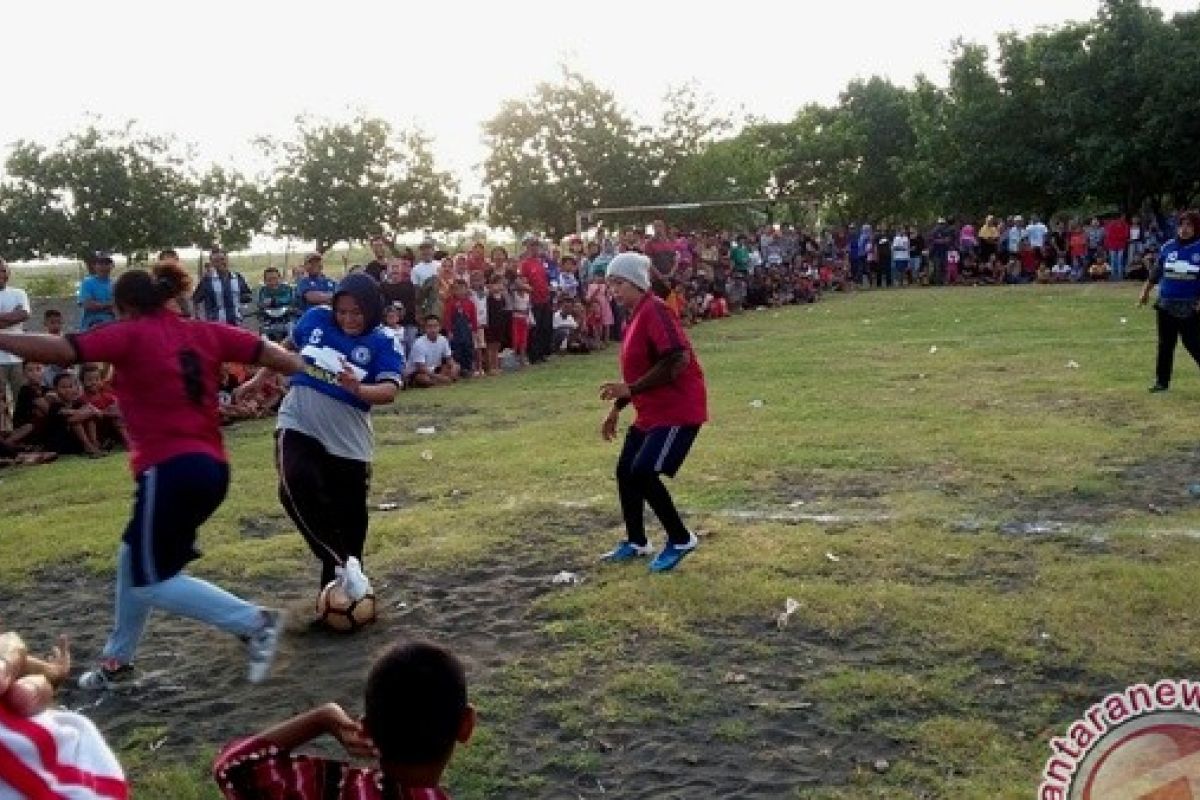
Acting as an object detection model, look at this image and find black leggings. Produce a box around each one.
[275,428,370,589]
[1155,308,1200,388]
[615,426,698,547]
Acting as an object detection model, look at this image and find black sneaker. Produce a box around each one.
[1150,384,1169,393]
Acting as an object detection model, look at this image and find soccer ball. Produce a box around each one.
[317,580,377,632]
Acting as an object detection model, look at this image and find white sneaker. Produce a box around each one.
[246,609,284,684]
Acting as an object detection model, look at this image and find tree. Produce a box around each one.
[2,125,197,262]
[482,68,653,237]
[262,116,463,253]
[649,82,733,199]
[191,166,263,252]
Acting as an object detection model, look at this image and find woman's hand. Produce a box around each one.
[337,361,362,397]
[601,409,620,442]
[599,382,630,402]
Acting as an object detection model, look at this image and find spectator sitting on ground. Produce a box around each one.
[1089,251,1111,281]
[80,363,126,449]
[407,314,459,388]
[11,361,49,448]
[44,372,104,457]
[214,639,474,800]
[553,296,588,353]
[1051,257,1073,283]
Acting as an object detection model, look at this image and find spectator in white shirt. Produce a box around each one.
[407,314,459,388]
[0,259,31,433]
[891,230,911,286]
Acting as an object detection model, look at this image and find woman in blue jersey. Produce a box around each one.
[239,273,403,595]
[1139,210,1200,392]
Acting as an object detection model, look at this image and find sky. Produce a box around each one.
[3,0,1195,200]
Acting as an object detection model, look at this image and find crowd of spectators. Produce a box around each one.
[0,208,1188,470]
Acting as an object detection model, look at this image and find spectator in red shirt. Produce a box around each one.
[0,260,304,691]
[1105,214,1131,281]
[214,639,475,800]
[598,253,708,573]
[518,237,553,363]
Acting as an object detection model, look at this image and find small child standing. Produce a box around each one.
[442,280,478,377]
[585,274,613,347]
[509,277,532,366]
[214,639,474,800]
[484,276,509,375]
[469,272,488,377]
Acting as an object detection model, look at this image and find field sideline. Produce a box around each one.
[4,282,1200,799]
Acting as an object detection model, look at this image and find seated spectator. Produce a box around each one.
[10,361,49,447]
[218,364,259,425]
[1127,251,1153,282]
[1051,257,1072,283]
[214,640,474,800]
[1089,252,1111,281]
[553,297,588,353]
[256,267,295,343]
[80,363,126,449]
[44,372,104,457]
[0,629,126,799]
[408,315,459,388]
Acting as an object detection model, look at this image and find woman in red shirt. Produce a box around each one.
[0,261,303,690]
[598,253,708,573]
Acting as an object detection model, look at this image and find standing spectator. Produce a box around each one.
[1025,215,1049,264]
[1138,210,1200,392]
[192,249,253,326]
[380,258,418,360]
[1069,223,1089,281]
[958,218,978,261]
[1085,217,1105,264]
[644,220,678,299]
[295,252,337,313]
[442,280,477,376]
[891,228,911,287]
[0,259,30,434]
[1105,214,1131,281]
[412,239,439,288]
[978,215,1000,263]
[78,251,117,331]
[519,237,553,364]
[929,218,954,285]
[1005,216,1026,265]
[363,235,391,281]
[909,227,926,284]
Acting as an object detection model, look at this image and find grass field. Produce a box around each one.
[5,282,1200,798]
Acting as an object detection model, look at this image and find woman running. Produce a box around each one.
[598,253,709,573]
[0,260,304,689]
[238,272,402,605]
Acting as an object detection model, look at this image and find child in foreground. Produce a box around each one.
[214,639,474,800]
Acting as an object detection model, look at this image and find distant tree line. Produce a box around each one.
[1,0,1195,262]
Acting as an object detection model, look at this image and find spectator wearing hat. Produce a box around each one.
[193,249,253,326]
[296,252,337,313]
[78,252,117,331]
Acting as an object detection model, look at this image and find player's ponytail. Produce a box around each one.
[114,260,194,316]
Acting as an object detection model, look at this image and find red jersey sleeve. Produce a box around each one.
[69,321,133,365]
[211,323,265,365]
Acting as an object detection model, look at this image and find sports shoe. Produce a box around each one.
[246,609,284,684]
[601,541,654,563]
[78,658,134,691]
[650,532,699,573]
[1150,384,1169,393]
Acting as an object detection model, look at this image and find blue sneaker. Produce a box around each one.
[650,533,699,573]
[601,541,654,562]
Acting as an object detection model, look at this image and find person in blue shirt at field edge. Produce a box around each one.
[296,252,337,312]
[1139,210,1200,392]
[78,251,117,331]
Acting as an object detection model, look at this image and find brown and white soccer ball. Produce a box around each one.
[317,581,377,632]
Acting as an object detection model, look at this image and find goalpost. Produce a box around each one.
[574,195,821,235]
